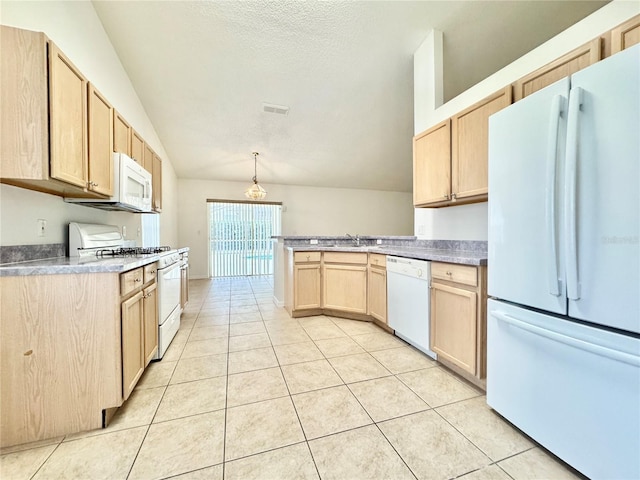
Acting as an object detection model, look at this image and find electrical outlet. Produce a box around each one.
[376,239,382,245]
[37,219,47,237]
[137,227,141,238]
[310,239,318,245]
[122,226,127,237]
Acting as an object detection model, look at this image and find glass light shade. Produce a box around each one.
[245,182,267,200]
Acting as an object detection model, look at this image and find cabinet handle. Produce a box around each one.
[446,271,452,276]
[134,278,142,282]
[451,193,457,200]
[150,270,156,274]
[443,194,449,199]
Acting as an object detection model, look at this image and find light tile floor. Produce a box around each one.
[1,276,585,480]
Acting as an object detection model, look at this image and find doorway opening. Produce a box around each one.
[208,200,282,278]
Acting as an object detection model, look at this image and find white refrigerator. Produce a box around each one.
[487,44,640,480]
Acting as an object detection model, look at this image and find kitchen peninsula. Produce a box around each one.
[273,236,488,388]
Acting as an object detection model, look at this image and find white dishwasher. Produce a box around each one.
[387,256,437,359]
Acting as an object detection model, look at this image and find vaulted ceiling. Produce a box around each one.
[92,1,607,193]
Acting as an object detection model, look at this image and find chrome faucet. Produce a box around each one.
[346,233,360,246]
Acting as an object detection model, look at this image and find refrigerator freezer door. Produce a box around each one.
[567,45,640,333]
[487,299,640,480]
[488,77,569,315]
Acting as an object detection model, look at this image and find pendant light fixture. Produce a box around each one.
[244,152,267,200]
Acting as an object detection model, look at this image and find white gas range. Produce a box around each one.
[69,222,181,359]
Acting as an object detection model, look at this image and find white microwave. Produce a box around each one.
[65,153,153,213]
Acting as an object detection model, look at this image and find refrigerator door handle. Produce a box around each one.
[491,310,640,367]
[564,87,583,300]
[545,94,564,297]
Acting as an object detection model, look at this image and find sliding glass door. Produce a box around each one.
[208,201,282,277]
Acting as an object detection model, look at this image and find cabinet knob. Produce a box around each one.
[134,278,141,282]
[443,194,449,199]
[451,193,457,201]
[446,271,452,276]
[306,255,310,261]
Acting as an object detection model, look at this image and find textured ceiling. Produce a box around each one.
[92,1,607,193]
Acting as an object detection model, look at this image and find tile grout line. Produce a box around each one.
[244,277,324,477]
[220,281,232,477]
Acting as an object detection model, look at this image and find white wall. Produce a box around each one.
[0,1,178,248]
[413,1,640,241]
[178,179,414,279]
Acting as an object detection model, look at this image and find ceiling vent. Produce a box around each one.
[262,102,290,115]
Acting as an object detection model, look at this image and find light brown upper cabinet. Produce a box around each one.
[49,42,88,190]
[87,83,114,197]
[413,120,451,206]
[513,38,601,101]
[611,14,640,54]
[413,87,511,207]
[143,143,154,173]
[113,110,131,155]
[452,86,512,200]
[0,25,104,198]
[131,129,144,165]
[152,153,162,212]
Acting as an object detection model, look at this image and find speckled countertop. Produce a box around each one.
[0,255,159,277]
[0,247,190,277]
[280,237,487,266]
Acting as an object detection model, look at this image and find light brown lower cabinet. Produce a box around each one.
[286,250,386,327]
[121,264,158,400]
[122,289,145,400]
[430,262,487,388]
[0,273,121,448]
[323,263,368,314]
[0,262,160,448]
[367,254,387,324]
[294,263,322,310]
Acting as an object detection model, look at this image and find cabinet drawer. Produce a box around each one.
[294,251,321,263]
[323,252,368,265]
[431,262,477,286]
[369,253,386,268]
[121,267,143,296]
[144,262,157,284]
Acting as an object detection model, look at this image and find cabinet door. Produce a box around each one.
[611,14,640,54]
[143,283,158,366]
[0,26,49,179]
[430,282,477,374]
[122,291,144,400]
[368,267,387,323]
[413,120,451,206]
[323,264,367,314]
[87,83,113,196]
[131,129,144,164]
[49,42,88,189]
[152,154,162,212]
[451,86,511,200]
[513,38,601,101]
[113,111,131,155]
[294,264,321,310]
[143,144,154,173]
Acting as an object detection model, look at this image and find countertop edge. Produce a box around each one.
[285,246,487,266]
